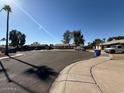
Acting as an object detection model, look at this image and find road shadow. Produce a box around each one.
[0,66,38,93]
[0,57,58,93]
[0,68,8,73]
[24,66,58,81]
[0,61,11,82]
[11,80,37,93]
[9,56,58,81]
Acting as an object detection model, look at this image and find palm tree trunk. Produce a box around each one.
[5,11,9,56]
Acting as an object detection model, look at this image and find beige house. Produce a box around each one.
[96,39,124,50]
[54,44,76,49]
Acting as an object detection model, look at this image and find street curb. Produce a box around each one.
[0,53,24,60]
[49,56,111,93]
[49,59,89,93]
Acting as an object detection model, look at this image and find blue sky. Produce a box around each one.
[0,0,124,45]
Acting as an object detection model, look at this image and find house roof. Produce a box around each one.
[54,44,75,47]
[30,44,48,47]
[101,39,124,45]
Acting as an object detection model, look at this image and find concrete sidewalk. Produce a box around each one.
[50,54,124,93]
[93,59,124,93]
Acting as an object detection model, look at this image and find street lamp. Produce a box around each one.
[0,5,11,56]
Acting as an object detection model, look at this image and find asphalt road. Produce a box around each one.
[0,50,94,93]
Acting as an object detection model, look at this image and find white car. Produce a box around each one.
[104,45,124,53]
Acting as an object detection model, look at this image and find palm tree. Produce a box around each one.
[2,5,12,55]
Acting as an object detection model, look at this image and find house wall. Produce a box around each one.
[101,43,124,50]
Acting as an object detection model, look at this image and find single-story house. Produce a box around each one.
[96,39,124,50]
[54,44,76,49]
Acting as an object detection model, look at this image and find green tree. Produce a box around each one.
[62,30,71,44]
[102,38,106,43]
[93,39,103,46]
[86,39,103,49]
[72,30,85,46]
[0,38,6,41]
[107,36,124,41]
[87,42,93,49]
[9,30,26,48]
[9,30,19,47]
[2,5,12,55]
[19,34,26,46]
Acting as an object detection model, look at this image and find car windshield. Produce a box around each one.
[111,45,116,48]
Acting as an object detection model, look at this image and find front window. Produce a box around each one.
[118,46,122,48]
[111,45,116,48]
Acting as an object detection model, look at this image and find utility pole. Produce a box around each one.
[0,5,11,56]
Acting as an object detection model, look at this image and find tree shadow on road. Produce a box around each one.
[0,68,8,73]
[0,58,58,93]
[24,66,58,81]
[8,56,58,81]
[0,61,49,93]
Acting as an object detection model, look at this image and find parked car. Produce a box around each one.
[104,45,124,53]
[75,46,85,51]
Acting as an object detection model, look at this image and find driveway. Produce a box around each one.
[94,57,124,93]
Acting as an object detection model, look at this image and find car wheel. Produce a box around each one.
[110,50,115,54]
